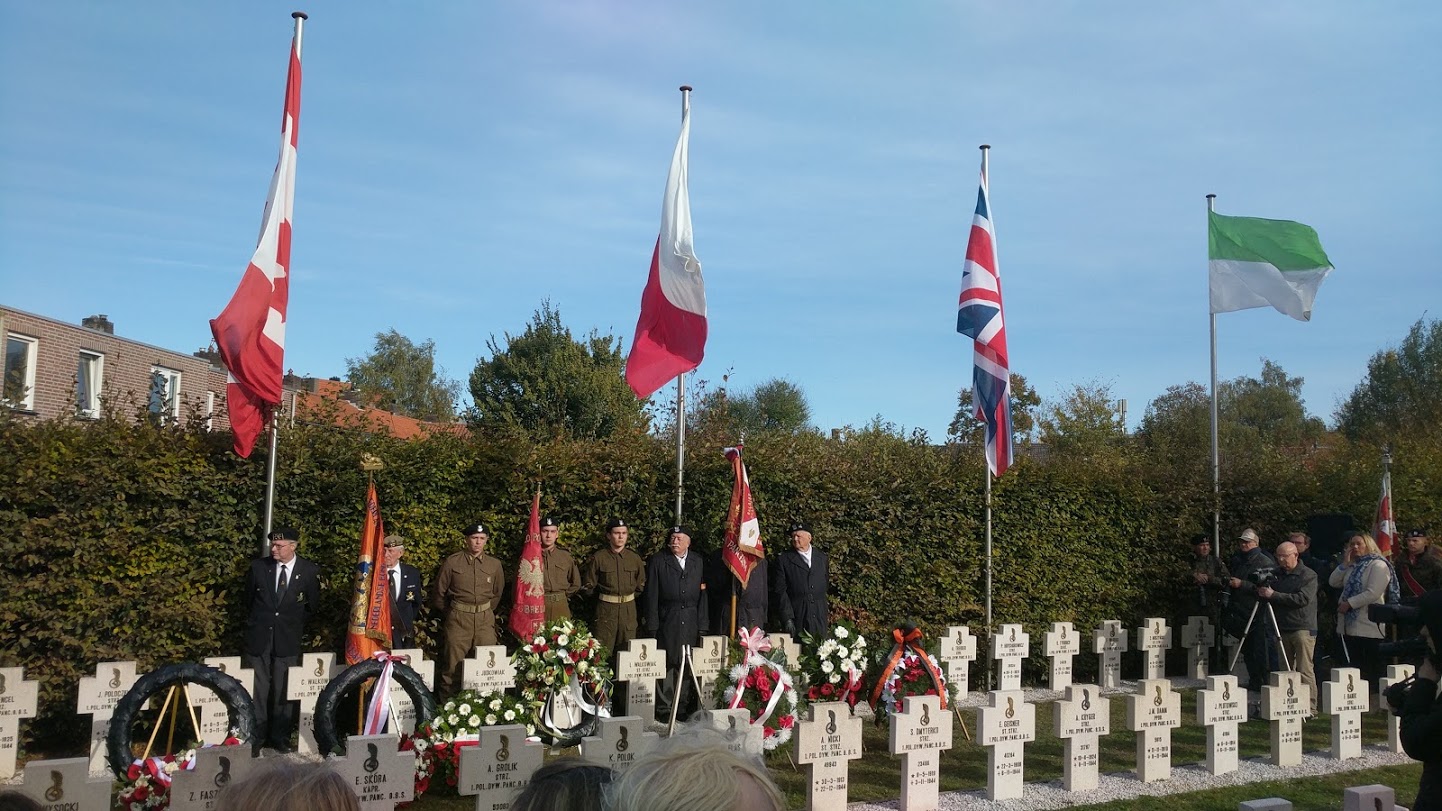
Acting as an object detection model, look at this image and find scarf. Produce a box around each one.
[1341,554,1401,614]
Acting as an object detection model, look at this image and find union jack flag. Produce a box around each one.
[956,151,1012,476]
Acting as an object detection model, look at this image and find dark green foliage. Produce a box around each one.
[1336,317,1442,444]
[345,329,461,421]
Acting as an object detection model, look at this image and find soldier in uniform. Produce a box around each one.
[540,516,582,620]
[383,534,424,650]
[645,525,708,720]
[582,518,645,656]
[430,522,505,699]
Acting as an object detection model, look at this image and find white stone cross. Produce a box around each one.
[795,701,864,811]
[991,624,1029,691]
[168,744,258,811]
[976,690,1035,801]
[334,734,416,810]
[1043,622,1081,691]
[386,649,436,735]
[1379,663,1415,754]
[614,638,666,720]
[1092,622,1128,690]
[458,724,545,811]
[1260,671,1310,766]
[702,707,765,757]
[1180,616,1215,680]
[580,714,658,768]
[1052,684,1109,791]
[938,626,977,700]
[195,657,255,746]
[693,635,729,709]
[0,666,40,779]
[286,652,338,755]
[76,660,140,774]
[1322,667,1370,760]
[889,694,953,811]
[1135,618,1172,680]
[16,757,112,811]
[1123,677,1181,782]
[461,645,515,696]
[767,632,803,668]
[1196,674,1246,775]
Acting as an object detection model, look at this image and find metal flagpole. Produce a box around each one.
[672,84,693,526]
[1207,194,1221,556]
[979,143,995,691]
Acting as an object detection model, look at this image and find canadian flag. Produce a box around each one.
[209,16,304,457]
[625,88,707,400]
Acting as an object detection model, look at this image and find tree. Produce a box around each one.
[467,303,647,439]
[1222,359,1325,452]
[701,377,813,435]
[946,373,1041,444]
[344,330,460,421]
[1336,317,1442,442]
[1038,380,1129,463]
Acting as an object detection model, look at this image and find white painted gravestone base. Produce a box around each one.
[1196,674,1246,775]
[976,690,1035,801]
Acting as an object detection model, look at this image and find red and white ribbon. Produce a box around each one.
[363,651,404,735]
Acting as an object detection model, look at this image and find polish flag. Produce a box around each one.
[625,88,707,400]
[209,15,304,457]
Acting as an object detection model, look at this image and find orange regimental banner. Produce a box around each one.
[722,446,765,587]
[509,489,546,641]
[345,479,392,663]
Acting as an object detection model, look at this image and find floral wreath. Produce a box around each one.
[798,620,869,707]
[514,618,613,718]
[867,623,956,721]
[117,735,242,810]
[409,690,535,798]
[713,627,799,750]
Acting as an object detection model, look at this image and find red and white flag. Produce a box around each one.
[509,489,546,641]
[209,16,305,457]
[721,446,764,588]
[1375,468,1395,557]
[625,90,707,400]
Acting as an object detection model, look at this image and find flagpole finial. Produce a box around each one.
[978,144,990,151]
[1205,193,1216,201]
[679,85,693,93]
[292,11,308,19]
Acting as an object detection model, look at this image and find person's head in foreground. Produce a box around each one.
[605,725,785,811]
[508,757,612,811]
[213,759,359,811]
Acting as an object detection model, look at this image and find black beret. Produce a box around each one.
[269,526,300,543]
[669,525,692,538]
[540,516,559,528]
[787,521,812,535]
[462,523,488,536]
[1409,528,1430,539]
[606,518,627,530]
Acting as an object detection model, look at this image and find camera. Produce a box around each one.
[1246,567,1278,587]
[1369,603,1429,659]
[1384,675,1414,717]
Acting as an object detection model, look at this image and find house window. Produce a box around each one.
[149,366,182,421]
[77,351,104,418]
[3,333,37,410]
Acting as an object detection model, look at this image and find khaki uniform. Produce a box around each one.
[430,551,504,698]
[582,547,645,656]
[542,546,582,621]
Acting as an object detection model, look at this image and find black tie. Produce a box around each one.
[389,569,398,602]
[277,564,288,596]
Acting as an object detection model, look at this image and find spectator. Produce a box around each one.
[1329,531,1398,686]
[644,526,708,721]
[214,760,358,811]
[605,725,785,811]
[773,521,829,641]
[242,526,320,753]
[1255,540,1318,709]
[509,758,611,811]
[1225,528,1275,693]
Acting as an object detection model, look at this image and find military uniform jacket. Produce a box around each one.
[773,548,829,636]
[1398,548,1442,601]
[244,555,321,658]
[388,562,424,642]
[582,547,646,598]
[644,553,708,664]
[543,546,582,598]
[429,552,504,613]
[707,550,768,634]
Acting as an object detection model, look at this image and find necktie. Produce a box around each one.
[277,564,288,596]
[389,569,399,602]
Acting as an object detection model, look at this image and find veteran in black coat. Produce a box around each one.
[382,534,424,649]
[707,548,768,635]
[242,526,321,752]
[773,521,829,641]
[644,525,708,719]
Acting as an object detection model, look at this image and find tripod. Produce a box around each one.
[1227,597,1292,675]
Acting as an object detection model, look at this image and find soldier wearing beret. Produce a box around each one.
[539,517,582,620]
[582,518,646,658]
[382,534,424,649]
[773,520,830,641]
[645,524,708,720]
[430,522,505,699]
[242,525,320,753]
[1399,528,1442,605]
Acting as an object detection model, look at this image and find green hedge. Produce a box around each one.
[2,410,1438,754]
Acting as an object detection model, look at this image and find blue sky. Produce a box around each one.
[2,2,1438,438]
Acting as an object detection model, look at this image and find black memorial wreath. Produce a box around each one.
[105,662,255,779]
[313,658,436,755]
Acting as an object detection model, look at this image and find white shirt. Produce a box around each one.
[675,554,688,570]
[388,565,402,599]
[799,548,813,567]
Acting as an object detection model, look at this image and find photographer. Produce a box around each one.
[1227,528,1276,694]
[1329,531,1399,685]
[1255,541,1318,709]
[1397,590,1442,809]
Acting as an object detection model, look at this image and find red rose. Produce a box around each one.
[763,725,775,738]
[779,715,795,729]
[757,674,772,692]
[127,763,142,781]
[807,687,820,699]
[821,683,835,696]
[132,785,150,801]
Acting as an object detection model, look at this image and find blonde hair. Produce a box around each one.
[213,759,359,811]
[606,726,785,811]
[1352,532,1383,558]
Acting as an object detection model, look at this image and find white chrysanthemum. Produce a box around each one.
[855,636,868,647]
[448,714,459,725]
[489,698,502,711]
[835,646,849,659]
[577,660,589,673]
[468,714,481,726]
[723,687,737,704]
[504,709,516,721]
[485,713,497,724]
[818,640,837,657]
[820,660,834,673]
[558,634,570,647]
[458,703,471,716]
[729,664,748,682]
[835,626,849,639]
[828,672,841,684]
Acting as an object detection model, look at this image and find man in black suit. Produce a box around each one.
[773,520,829,641]
[644,525,708,721]
[242,525,320,752]
[382,534,424,649]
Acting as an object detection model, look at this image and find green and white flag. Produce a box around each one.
[1208,210,1334,321]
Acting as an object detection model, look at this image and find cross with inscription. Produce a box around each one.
[976,690,1035,801]
[387,649,436,735]
[286,652,337,755]
[1123,677,1181,782]
[1322,667,1370,760]
[462,645,515,696]
[1043,622,1081,691]
[691,635,728,709]
[938,626,977,701]
[1092,621,1128,690]
[1180,616,1215,680]
[16,756,113,811]
[888,694,953,811]
[1380,664,1415,754]
[334,734,416,811]
[767,633,802,668]
[458,724,545,811]
[1260,670,1310,766]
[1135,618,1171,680]
[991,624,1029,691]
[794,701,864,811]
[1052,684,1109,791]
[702,707,764,757]
[613,639,666,721]
[1196,674,1246,775]
[0,666,40,779]
[195,657,255,745]
[167,744,258,811]
[76,660,140,774]
[579,715,658,768]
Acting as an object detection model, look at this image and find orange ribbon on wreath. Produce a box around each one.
[868,624,948,711]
